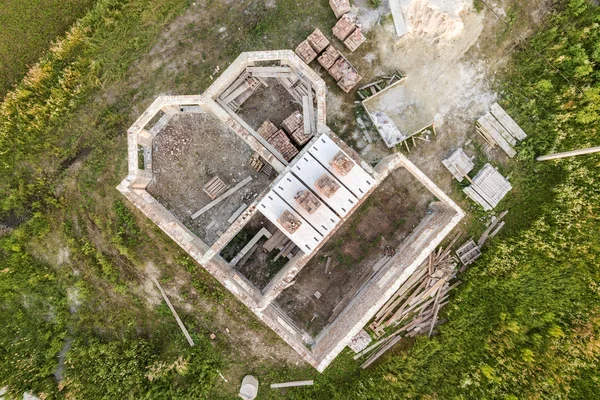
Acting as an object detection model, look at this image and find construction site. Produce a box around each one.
[117,0,536,374]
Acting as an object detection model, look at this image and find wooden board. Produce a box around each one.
[490,102,527,140]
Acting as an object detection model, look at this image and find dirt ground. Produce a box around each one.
[220,213,289,290]
[237,78,302,131]
[275,167,434,336]
[147,113,274,245]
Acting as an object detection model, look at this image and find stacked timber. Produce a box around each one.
[295,40,317,64]
[456,211,507,271]
[442,148,474,182]
[248,152,264,172]
[318,45,341,69]
[463,164,511,211]
[307,29,330,53]
[344,28,366,52]
[476,102,527,158]
[263,230,298,260]
[219,76,263,112]
[359,234,463,368]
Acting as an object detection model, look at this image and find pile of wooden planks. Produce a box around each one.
[476,102,527,158]
[263,230,298,261]
[456,210,507,271]
[359,235,463,368]
[356,71,403,100]
[442,148,475,182]
[463,164,512,211]
[219,75,264,112]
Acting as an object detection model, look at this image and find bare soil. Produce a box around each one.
[147,113,274,245]
[237,78,301,131]
[275,166,434,335]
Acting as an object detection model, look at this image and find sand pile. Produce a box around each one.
[392,0,469,43]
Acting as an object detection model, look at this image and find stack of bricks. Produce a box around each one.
[257,120,279,140]
[329,0,351,18]
[257,120,299,162]
[295,190,322,214]
[307,29,330,54]
[344,27,366,52]
[315,174,340,197]
[332,13,365,53]
[268,130,299,162]
[328,57,362,93]
[278,210,303,234]
[330,151,354,175]
[332,14,356,41]
[318,45,341,69]
[282,111,313,146]
[295,40,317,64]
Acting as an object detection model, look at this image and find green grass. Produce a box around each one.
[0,0,96,98]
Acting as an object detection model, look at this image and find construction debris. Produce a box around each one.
[348,329,373,353]
[333,14,357,41]
[318,45,341,69]
[476,102,527,158]
[203,175,229,199]
[307,28,330,53]
[344,27,366,52]
[329,0,351,18]
[249,152,264,172]
[192,176,253,219]
[456,211,508,270]
[463,164,511,211]
[442,148,474,182]
[295,40,317,64]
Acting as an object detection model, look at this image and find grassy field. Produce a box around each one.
[0,0,599,398]
[0,0,96,98]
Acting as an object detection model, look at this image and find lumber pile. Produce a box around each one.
[219,75,264,112]
[476,102,527,158]
[356,71,403,100]
[442,148,474,182]
[263,230,298,260]
[359,235,463,368]
[249,152,265,172]
[456,210,507,271]
[463,164,512,211]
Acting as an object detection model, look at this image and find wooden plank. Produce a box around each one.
[227,203,248,224]
[222,81,251,104]
[219,73,250,100]
[463,186,493,211]
[271,380,313,388]
[324,256,332,274]
[263,230,285,252]
[247,66,292,74]
[230,227,272,266]
[477,116,516,157]
[192,176,253,219]
[483,113,516,145]
[152,277,195,347]
[490,103,527,140]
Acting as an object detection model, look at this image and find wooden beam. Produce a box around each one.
[536,145,600,161]
[152,277,195,347]
[191,176,252,219]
